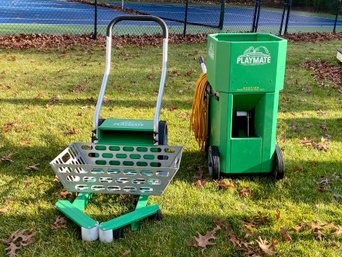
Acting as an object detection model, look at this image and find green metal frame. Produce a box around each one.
[55,191,159,239]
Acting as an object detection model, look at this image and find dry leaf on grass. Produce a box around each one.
[313,230,325,241]
[25,164,39,171]
[213,218,230,230]
[64,127,80,135]
[3,229,36,256]
[239,187,252,198]
[194,178,208,189]
[2,122,15,133]
[51,216,68,230]
[192,225,221,253]
[214,179,235,191]
[60,191,72,198]
[300,137,328,151]
[332,226,342,236]
[1,153,15,163]
[0,206,10,213]
[256,236,276,256]
[280,228,292,242]
[333,194,342,200]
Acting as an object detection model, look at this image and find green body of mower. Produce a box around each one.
[206,33,287,179]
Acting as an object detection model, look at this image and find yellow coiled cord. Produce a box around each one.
[190,72,208,150]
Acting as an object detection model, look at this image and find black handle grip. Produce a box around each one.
[106,15,168,38]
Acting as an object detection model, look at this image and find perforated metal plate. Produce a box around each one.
[50,143,182,196]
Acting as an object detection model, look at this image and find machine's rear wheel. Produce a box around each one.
[208,146,220,179]
[272,144,285,180]
[149,209,163,221]
[113,228,124,240]
[158,121,168,145]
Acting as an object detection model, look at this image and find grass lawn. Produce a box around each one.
[0,39,341,256]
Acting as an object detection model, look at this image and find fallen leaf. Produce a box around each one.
[5,242,21,257]
[60,191,72,198]
[1,153,15,162]
[275,210,281,220]
[64,128,79,135]
[256,236,276,256]
[316,177,331,186]
[25,164,39,171]
[193,225,220,252]
[214,179,235,191]
[51,216,67,230]
[0,206,10,213]
[313,229,324,241]
[213,218,230,230]
[2,122,14,133]
[19,140,30,146]
[332,194,342,200]
[332,226,342,236]
[168,105,177,112]
[227,231,241,247]
[280,228,292,242]
[194,178,207,189]
[239,187,251,198]
[4,229,36,256]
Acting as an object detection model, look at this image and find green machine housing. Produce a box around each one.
[206,33,287,178]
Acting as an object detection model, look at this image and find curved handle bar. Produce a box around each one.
[93,16,169,144]
[106,15,168,39]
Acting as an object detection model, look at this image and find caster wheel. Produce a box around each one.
[113,228,124,240]
[208,146,220,179]
[149,209,163,221]
[272,144,285,180]
[158,121,168,145]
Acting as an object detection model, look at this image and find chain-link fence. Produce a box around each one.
[0,0,341,36]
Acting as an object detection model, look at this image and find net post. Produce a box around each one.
[218,0,225,30]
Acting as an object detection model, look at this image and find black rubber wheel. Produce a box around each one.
[149,209,163,221]
[272,144,285,180]
[208,146,220,179]
[113,228,124,240]
[158,121,168,145]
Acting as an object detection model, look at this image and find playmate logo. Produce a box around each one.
[112,121,144,127]
[237,46,271,66]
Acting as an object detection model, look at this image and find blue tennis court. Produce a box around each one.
[0,0,182,27]
[0,0,341,30]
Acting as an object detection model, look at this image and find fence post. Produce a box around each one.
[252,0,258,32]
[284,0,291,34]
[279,0,291,35]
[255,0,261,32]
[252,0,261,32]
[279,0,286,35]
[183,0,189,36]
[218,0,225,30]
[333,0,341,33]
[93,0,98,39]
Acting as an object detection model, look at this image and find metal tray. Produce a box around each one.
[50,143,183,196]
